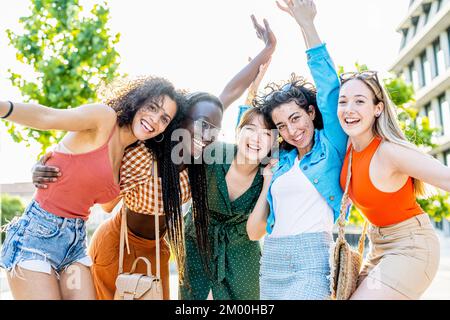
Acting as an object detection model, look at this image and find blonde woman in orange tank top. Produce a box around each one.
[337,71,450,300]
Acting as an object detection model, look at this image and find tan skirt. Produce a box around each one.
[358,213,440,299]
[88,211,171,300]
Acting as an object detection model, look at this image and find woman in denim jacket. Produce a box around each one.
[247,0,347,300]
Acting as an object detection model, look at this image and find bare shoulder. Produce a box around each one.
[376,140,403,167]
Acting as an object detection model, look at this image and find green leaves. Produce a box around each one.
[7,0,121,156]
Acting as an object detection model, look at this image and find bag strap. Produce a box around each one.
[118,205,131,274]
[153,161,161,280]
[118,159,161,279]
[337,148,368,255]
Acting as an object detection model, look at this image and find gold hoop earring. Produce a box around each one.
[154,133,164,143]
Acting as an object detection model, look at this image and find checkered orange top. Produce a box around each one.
[119,142,191,215]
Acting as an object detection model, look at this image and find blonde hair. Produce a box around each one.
[349,76,427,197]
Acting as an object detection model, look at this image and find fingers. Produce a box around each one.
[39,151,53,165]
[251,14,264,32]
[34,164,60,175]
[34,176,58,183]
[34,183,49,189]
[276,0,292,14]
[263,18,271,32]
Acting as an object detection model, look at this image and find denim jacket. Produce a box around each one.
[266,43,348,234]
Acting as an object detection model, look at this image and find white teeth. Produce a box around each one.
[193,138,206,148]
[141,119,154,132]
[345,118,360,124]
[294,133,304,142]
[248,144,260,151]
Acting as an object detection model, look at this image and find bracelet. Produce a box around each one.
[1,101,14,119]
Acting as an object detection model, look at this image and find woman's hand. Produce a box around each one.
[251,15,277,54]
[262,158,278,184]
[32,152,60,189]
[277,0,317,28]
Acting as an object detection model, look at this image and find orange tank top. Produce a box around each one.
[35,125,120,220]
[340,137,423,227]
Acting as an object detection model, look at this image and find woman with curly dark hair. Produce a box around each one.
[0,76,181,300]
[247,0,347,299]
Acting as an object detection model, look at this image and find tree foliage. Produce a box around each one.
[0,194,25,242]
[6,0,121,155]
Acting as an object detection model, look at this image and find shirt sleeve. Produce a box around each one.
[306,43,348,158]
[236,105,252,129]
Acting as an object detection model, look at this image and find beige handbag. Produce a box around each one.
[330,149,368,300]
[114,161,163,300]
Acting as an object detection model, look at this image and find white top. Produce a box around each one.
[269,156,334,238]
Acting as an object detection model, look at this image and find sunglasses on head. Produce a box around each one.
[339,71,384,102]
[339,71,379,83]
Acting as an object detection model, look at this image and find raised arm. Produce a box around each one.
[219,15,276,110]
[277,0,347,156]
[0,101,116,132]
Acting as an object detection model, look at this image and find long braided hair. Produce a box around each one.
[148,92,222,282]
[182,92,223,278]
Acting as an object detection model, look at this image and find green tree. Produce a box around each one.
[339,63,449,225]
[6,0,121,155]
[0,194,25,242]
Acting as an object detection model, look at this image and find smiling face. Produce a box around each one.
[337,79,384,138]
[236,113,275,164]
[131,95,177,141]
[181,100,223,158]
[271,101,316,153]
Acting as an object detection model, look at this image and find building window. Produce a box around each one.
[422,3,431,25]
[445,150,450,166]
[433,39,446,78]
[420,51,432,86]
[424,103,436,129]
[438,94,450,137]
[411,16,419,37]
[437,0,442,12]
[409,61,420,90]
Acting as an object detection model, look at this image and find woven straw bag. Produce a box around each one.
[114,161,163,300]
[330,149,368,300]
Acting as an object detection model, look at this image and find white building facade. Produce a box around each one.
[390,0,450,234]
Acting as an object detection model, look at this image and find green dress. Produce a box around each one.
[179,142,263,300]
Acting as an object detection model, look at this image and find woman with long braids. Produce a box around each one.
[180,16,275,300]
[247,0,347,300]
[32,15,276,300]
[0,76,181,300]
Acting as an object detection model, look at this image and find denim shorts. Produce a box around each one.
[0,199,92,277]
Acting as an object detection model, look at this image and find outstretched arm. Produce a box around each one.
[0,101,116,132]
[277,0,347,156]
[219,15,276,110]
[386,142,450,193]
[244,57,272,106]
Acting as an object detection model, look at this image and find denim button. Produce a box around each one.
[329,196,335,201]
[313,179,319,184]
[303,165,308,170]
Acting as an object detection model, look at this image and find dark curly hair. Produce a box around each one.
[101,76,183,140]
[253,74,323,151]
